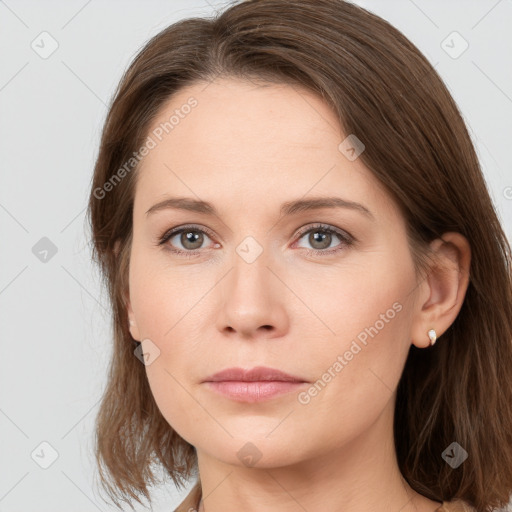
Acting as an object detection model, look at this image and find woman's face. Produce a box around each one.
[126,78,427,468]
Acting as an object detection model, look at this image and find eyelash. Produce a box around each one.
[157,223,355,259]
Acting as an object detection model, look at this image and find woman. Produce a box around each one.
[87,1,512,511]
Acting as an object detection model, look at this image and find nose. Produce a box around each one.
[214,247,289,340]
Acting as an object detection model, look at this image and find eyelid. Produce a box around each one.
[291,223,355,254]
[293,223,353,241]
[158,223,216,244]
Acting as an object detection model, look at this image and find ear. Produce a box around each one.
[410,232,471,348]
[126,293,142,342]
[113,238,141,341]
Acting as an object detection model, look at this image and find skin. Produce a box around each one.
[125,78,471,512]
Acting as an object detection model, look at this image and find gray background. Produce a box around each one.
[1,0,511,510]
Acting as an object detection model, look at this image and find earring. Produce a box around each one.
[427,328,437,346]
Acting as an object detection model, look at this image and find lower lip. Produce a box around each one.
[204,381,306,402]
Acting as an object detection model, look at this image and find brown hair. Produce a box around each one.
[87,1,512,510]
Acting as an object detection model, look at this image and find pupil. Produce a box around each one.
[183,231,202,249]
[311,231,330,249]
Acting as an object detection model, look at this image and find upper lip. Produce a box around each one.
[203,366,307,383]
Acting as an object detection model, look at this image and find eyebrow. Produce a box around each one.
[145,196,374,220]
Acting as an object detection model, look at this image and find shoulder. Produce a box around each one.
[437,499,478,512]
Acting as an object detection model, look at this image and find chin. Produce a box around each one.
[196,434,310,469]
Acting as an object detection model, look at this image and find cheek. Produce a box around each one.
[128,255,212,440]
[295,251,414,350]
[294,253,415,389]
[129,248,204,340]
[287,274,415,453]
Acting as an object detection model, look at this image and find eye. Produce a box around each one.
[157,224,218,258]
[293,223,354,256]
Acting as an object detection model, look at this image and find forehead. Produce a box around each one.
[133,78,397,222]
[148,78,342,159]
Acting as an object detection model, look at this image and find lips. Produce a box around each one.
[202,366,307,383]
[202,366,308,403]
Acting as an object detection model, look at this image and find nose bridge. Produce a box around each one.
[230,234,273,299]
[216,233,287,336]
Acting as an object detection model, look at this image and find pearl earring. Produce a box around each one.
[427,328,437,346]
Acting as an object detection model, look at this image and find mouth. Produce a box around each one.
[202,366,308,403]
